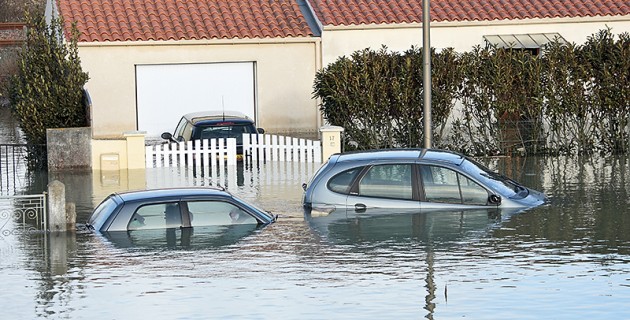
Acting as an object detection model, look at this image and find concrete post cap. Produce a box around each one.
[319,125,344,133]
[123,131,147,137]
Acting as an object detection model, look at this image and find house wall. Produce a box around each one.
[321,16,630,65]
[79,38,321,139]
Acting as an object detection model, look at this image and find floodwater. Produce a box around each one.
[1,156,629,319]
[2,112,630,319]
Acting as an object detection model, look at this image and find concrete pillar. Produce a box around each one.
[47,180,66,232]
[320,125,344,161]
[124,131,147,170]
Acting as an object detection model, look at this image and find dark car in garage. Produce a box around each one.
[161,111,264,159]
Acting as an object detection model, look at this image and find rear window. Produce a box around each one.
[328,167,363,194]
[195,124,256,144]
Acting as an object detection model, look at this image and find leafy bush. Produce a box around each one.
[313,46,462,150]
[455,46,545,155]
[314,28,630,156]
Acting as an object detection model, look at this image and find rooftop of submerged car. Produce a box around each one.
[115,187,230,202]
[332,148,466,165]
[183,111,255,126]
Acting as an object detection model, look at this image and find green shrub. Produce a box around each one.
[313,46,462,150]
[314,28,630,156]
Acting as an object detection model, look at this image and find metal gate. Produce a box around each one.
[0,143,47,195]
[0,193,47,236]
[0,143,48,236]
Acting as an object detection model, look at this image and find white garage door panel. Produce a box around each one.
[136,62,255,137]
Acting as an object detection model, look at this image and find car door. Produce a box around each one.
[418,164,491,210]
[183,199,259,227]
[345,163,420,212]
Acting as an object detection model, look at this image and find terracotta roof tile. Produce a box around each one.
[309,0,630,26]
[58,0,630,43]
[57,0,314,42]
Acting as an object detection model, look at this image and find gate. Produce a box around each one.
[145,138,237,169]
[243,134,321,164]
[0,143,47,195]
[0,143,48,235]
[0,193,47,236]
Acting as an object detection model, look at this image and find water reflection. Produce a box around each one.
[100,224,265,250]
[2,155,630,319]
[305,207,518,319]
[305,208,514,244]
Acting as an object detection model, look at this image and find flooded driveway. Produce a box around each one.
[2,151,630,318]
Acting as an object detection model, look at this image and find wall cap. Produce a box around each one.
[123,131,147,137]
[319,125,344,133]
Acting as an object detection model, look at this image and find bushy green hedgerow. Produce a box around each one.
[313,46,462,150]
[8,12,89,146]
[314,28,630,156]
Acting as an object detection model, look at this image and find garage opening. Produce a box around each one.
[136,62,256,138]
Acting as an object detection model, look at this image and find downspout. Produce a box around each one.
[298,0,324,132]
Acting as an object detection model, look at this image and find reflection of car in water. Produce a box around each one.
[101,224,263,250]
[304,206,527,245]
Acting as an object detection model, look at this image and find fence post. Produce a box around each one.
[47,180,67,232]
[124,131,146,169]
[319,125,344,162]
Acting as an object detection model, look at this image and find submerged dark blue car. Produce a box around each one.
[87,187,276,232]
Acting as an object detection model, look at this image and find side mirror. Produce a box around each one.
[161,132,175,142]
[257,128,265,134]
[488,194,502,205]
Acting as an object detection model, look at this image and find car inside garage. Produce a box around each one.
[135,61,257,137]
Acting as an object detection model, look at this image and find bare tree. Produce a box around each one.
[0,0,45,22]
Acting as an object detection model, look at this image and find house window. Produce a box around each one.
[483,33,567,56]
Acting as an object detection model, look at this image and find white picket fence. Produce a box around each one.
[145,134,321,169]
[243,134,322,164]
[146,138,237,169]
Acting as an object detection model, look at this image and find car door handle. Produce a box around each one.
[354,203,366,212]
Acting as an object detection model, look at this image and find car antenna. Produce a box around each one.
[222,96,225,121]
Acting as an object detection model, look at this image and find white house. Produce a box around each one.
[47,0,630,140]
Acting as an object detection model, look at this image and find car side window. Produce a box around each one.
[186,201,256,226]
[128,202,181,230]
[180,122,193,141]
[328,167,363,194]
[420,166,488,205]
[459,175,489,205]
[358,164,413,200]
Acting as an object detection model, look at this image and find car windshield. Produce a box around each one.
[460,157,521,197]
[231,196,273,221]
[88,196,118,228]
[196,124,255,144]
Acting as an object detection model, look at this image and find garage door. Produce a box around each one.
[136,62,256,138]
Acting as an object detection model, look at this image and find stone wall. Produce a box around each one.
[47,127,91,171]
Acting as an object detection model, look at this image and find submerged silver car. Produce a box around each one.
[302,149,547,212]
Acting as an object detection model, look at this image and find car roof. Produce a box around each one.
[333,148,466,166]
[114,187,230,202]
[183,111,254,125]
